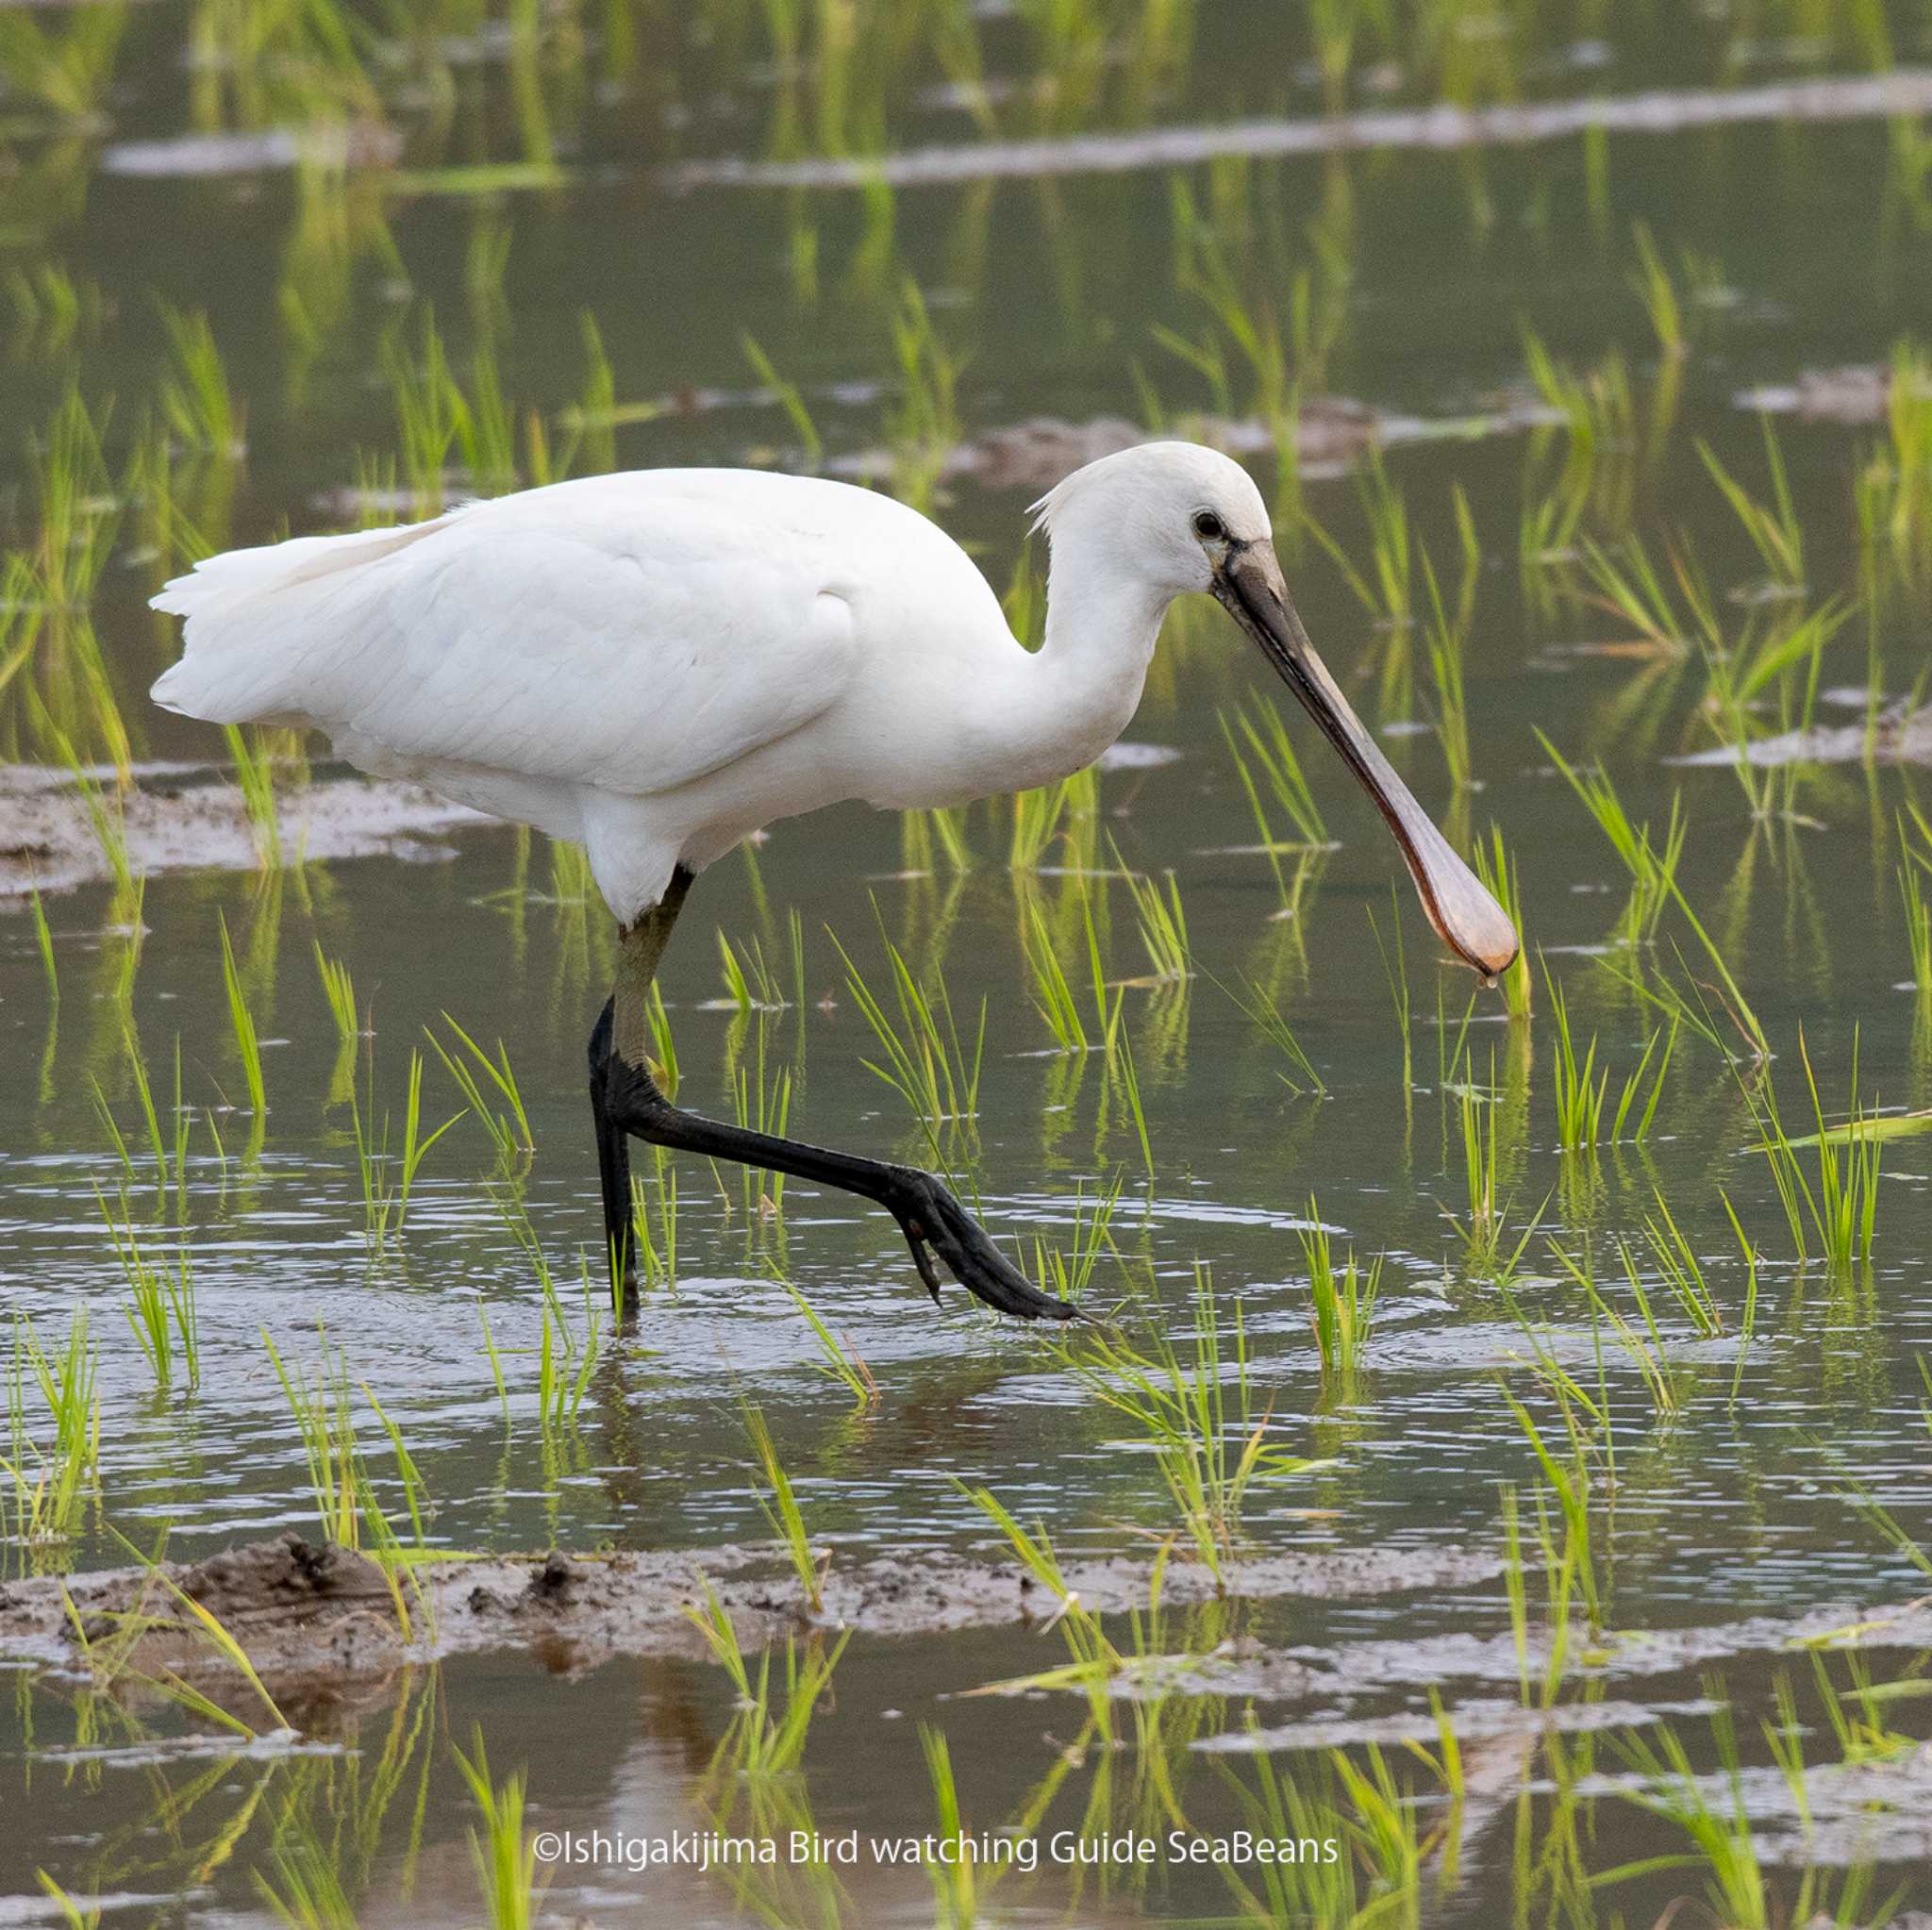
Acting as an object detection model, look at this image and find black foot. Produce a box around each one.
[888,1173,1078,1323]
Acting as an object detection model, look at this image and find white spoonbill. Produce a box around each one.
[151,441,1518,1321]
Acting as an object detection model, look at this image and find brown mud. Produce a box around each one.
[660,70,1932,190]
[0,762,493,899]
[1667,703,1932,769]
[0,1532,1500,1719]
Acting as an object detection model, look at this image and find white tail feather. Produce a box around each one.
[150,514,455,721]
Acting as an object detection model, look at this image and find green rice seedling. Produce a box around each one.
[1442,1068,1540,1282]
[781,1283,878,1408]
[1112,847,1189,983]
[1518,477,1588,620]
[920,1726,979,1930]
[1543,966,1674,1149]
[1805,1650,1924,1770]
[224,725,280,868]
[1213,1734,1373,1923]
[1023,1173,1124,1306]
[1524,332,1636,522]
[1635,1190,1725,1339]
[1577,533,1690,656]
[1307,447,1411,630]
[1369,894,1413,1101]
[1471,824,1528,1015]
[260,1332,428,1622]
[1901,857,1932,1004]
[0,4,125,126]
[647,980,680,1098]
[51,741,135,897]
[885,280,963,517]
[313,941,357,1105]
[1220,694,1328,856]
[626,1152,679,1295]
[122,1545,291,1736]
[27,875,57,1008]
[1545,964,1608,1151]
[1540,734,1689,946]
[218,912,267,1126]
[952,1485,1121,1740]
[353,1048,463,1243]
[741,334,822,470]
[1856,341,1932,599]
[1102,1018,1157,1180]
[32,1874,100,1930]
[1748,1031,1882,1272]
[2,1311,100,1557]
[6,262,101,359]
[477,1310,510,1423]
[100,1192,197,1391]
[263,1329,372,1550]
[1500,1390,1604,1646]
[1611,1017,1678,1144]
[89,1026,171,1206]
[1008,766,1096,870]
[537,1269,600,1435]
[430,1016,534,1168]
[1629,220,1686,360]
[830,922,984,1173]
[157,305,242,458]
[741,1404,824,1613]
[729,1020,793,1217]
[716,928,775,1020]
[312,941,357,1044]
[1327,1745,1435,1918]
[1603,1700,1767,1930]
[254,1840,358,1930]
[1699,418,1803,592]
[387,310,461,515]
[1300,1201,1381,1386]
[1421,551,1472,793]
[451,1729,541,1930]
[684,1573,849,1779]
[1021,894,1090,1052]
[1060,1265,1325,1580]
[1547,1241,1682,1417]
[901,804,974,876]
[1203,964,1324,1095]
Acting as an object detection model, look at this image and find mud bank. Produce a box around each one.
[0,763,495,899]
[0,1532,1501,1705]
[660,69,1932,190]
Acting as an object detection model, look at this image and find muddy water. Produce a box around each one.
[5,0,1932,1923]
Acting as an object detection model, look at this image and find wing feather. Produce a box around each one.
[152,474,863,801]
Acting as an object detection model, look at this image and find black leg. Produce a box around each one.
[588,997,635,1300]
[597,1050,1075,1322]
[590,872,1075,1323]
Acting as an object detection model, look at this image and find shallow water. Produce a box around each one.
[4,0,1932,1923]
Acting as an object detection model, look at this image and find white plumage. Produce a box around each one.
[152,441,1519,1321]
[151,443,1516,980]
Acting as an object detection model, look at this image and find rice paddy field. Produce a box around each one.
[6,0,1932,1923]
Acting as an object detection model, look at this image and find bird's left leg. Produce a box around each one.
[593,868,1074,1321]
[589,868,692,1305]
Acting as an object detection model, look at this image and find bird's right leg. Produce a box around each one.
[592,872,1074,1322]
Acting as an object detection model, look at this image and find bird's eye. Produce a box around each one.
[1191,510,1226,541]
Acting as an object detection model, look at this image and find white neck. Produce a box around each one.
[985,543,1174,792]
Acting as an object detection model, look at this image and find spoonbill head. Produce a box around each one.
[1033,441,1518,982]
[151,441,1517,1323]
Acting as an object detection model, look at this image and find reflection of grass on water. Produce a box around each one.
[452,1725,542,1930]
